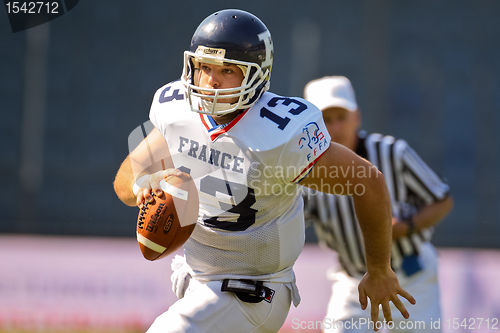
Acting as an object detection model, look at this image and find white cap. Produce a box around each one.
[304,76,358,112]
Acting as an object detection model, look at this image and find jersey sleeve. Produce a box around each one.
[397,140,450,203]
[277,101,331,183]
[148,80,185,134]
[149,86,166,134]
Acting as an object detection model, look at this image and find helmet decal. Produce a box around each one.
[195,46,226,61]
[257,31,273,69]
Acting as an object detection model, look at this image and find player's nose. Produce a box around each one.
[207,73,220,88]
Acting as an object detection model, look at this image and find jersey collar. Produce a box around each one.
[199,108,249,141]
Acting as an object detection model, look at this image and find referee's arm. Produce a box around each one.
[392,197,453,239]
[393,142,454,238]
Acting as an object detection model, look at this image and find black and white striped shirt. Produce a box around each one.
[303,131,450,277]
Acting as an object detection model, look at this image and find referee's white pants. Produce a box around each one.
[323,243,442,333]
[146,278,292,333]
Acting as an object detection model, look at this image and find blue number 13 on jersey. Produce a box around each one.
[260,97,307,130]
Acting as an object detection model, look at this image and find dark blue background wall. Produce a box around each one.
[1,0,499,247]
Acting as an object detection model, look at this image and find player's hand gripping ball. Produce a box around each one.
[136,171,198,260]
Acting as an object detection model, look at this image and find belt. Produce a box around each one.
[221,279,275,303]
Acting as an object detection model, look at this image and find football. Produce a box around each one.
[136,172,198,261]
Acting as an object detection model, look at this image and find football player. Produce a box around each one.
[113,9,415,333]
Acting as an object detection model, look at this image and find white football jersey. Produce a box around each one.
[149,80,331,281]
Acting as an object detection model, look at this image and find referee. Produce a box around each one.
[303,76,453,333]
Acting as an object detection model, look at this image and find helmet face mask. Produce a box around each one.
[182,51,268,115]
[181,9,273,116]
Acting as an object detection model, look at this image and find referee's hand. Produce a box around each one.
[358,269,416,331]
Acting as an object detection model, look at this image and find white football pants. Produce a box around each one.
[147,278,292,333]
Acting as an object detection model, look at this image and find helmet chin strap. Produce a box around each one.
[200,99,237,115]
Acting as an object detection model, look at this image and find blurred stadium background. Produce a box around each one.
[1,0,499,332]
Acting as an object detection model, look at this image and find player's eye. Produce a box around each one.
[201,65,211,73]
[222,68,234,74]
